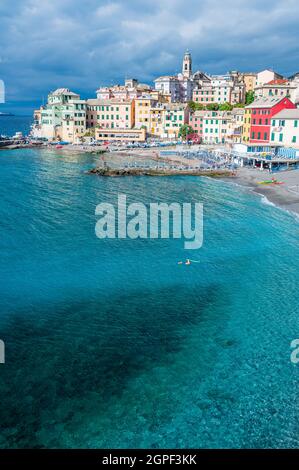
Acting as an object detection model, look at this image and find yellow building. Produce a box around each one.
[242,107,252,142]
[150,106,165,137]
[242,73,257,93]
[134,97,156,134]
[86,99,135,130]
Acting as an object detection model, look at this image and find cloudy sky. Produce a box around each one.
[1,0,299,114]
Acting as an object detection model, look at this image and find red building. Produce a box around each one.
[188,110,205,142]
[246,96,296,144]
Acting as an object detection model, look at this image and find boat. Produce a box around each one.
[258,179,284,185]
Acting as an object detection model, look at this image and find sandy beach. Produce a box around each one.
[227,167,299,216]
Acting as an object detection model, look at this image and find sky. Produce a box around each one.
[0,0,299,114]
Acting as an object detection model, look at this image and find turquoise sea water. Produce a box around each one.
[0,148,298,448]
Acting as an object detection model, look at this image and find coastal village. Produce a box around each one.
[30,51,299,160]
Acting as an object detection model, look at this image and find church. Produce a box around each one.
[154,50,210,102]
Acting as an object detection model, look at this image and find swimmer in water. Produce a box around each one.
[178,259,200,265]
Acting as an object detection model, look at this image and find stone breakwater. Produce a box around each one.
[88,167,233,177]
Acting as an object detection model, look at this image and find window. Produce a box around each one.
[271,132,275,141]
[295,120,298,128]
[264,132,267,140]
[251,132,255,139]
[257,132,261,139]
[272,120,276,126]
[292,136,296,143]
[279,133,283,142]
[265,119,268,125]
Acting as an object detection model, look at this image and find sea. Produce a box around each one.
[0,115,33,137]
[0,119,298,448]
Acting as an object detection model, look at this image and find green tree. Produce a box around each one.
[206,103,219,111]
[245,90,255,105]
[178,124,194,139]
[219,102,233,111]
[233,102,245,108]
[188,100,197,112]
[188,101,205,111]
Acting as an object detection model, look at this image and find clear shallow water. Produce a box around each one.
[0,148,298,448]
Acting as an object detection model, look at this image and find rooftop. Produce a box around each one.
[246,96,292,109]
[86,98,133,105]
[272,109,299,119]
[51,88,79,96]
[266,79,289,85]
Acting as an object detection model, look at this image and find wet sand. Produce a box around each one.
[226,167,299,216]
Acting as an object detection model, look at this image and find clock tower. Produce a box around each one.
[182,50,192,79]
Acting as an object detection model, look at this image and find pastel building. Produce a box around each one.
[270,109,299,148]
[192,73,245,105]
[154,51,208,103]
[242,108,252,142]
[96,79,151,101]
[256,69,283,87]
[241,73,257,93]
[192,83,215,105]
[134,96,156,133]
[86,99,135,130]
[36,88,87,142]
[229,108,245,143]
[202,111,233,144]
[189,110,205,141]
[61,100,87,142]
[255,79,297,102]
[162,103,189,138]
[246,96,296,144]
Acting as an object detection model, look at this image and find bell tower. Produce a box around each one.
[182,50,192,79]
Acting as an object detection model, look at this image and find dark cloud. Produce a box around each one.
[0,0,299,114]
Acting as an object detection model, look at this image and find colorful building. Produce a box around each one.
[242,108,252,142]
[241,73,257,93]
[270,109,299,148]
[192,84,214,105]
[246,96,296,144]
[201,111,232,144]
[86,99,135,130]
[189,110,205,141]
[34,88,87,142]
[162,103,189,138]
[256,69,283,87]
[255,79,297,102]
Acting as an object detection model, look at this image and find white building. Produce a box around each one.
[154,50,207,102]
[255,79,297,103]
[202,111,233,144]
[270,109,299,148]
[256,69,283,87]
[32,88,87,142]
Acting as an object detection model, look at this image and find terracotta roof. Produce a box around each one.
[266,79,289,85]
